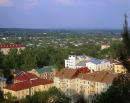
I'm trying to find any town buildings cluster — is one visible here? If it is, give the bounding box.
[0,43,25,55]
[0,54,128,102]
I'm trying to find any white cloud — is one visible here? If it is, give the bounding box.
[0,0,13,6]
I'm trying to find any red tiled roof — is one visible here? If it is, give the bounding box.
[5,78,53,91]
[78,67,90,74]
[15,72,38,82]
[0,44,25,48]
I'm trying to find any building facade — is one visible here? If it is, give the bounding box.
[86,58,112,72]
[113,61,127,74]
[65,55,91,69]
[0,77,6,91]
[28,66,56,80]
[4,78,53,99]
[54,68,117,103]
[0,44,25,55]
[4,72,53,99]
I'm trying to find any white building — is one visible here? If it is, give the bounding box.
[65,55,112,72]
[101,43,110,50]
[86,58,112,72]
[65,55,91,69]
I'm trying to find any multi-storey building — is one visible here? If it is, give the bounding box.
[4,72,53,99]
[112,61,127,74]
[0,44,25,55]
[54,68,90,96]
[86,58,112,72]
[75,71,117,103]
[54,68,117,103]
[65,55,91,69]
[65,55,112,72]
[54,69,78,96]
[28,66,56,80]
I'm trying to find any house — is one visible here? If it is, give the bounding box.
[4,72,53,99]
[28,66,56,80]
[0,44,25,55]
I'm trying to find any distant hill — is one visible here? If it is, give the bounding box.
[0,28,121,33]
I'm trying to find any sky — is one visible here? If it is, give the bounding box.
[0,0,130,29]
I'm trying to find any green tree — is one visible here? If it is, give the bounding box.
[95,75,130,103]
[19,87,70,103]
[20,48,37,70]
[95,14,130,103]
[121,14,130,72]
[3,93,17,103]
[3,49,18,69]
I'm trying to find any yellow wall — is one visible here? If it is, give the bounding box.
[0,81,6,91]
[114,64,127,74]
[4,83,53,100]
[0,47,25,55]
[54,76,110,103]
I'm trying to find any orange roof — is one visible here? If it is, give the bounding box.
[78,71,118,84]
[5,78,53,91]
[55,69,79,79]
[55,68,91,79]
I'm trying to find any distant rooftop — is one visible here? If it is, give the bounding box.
[0,44,25,49]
